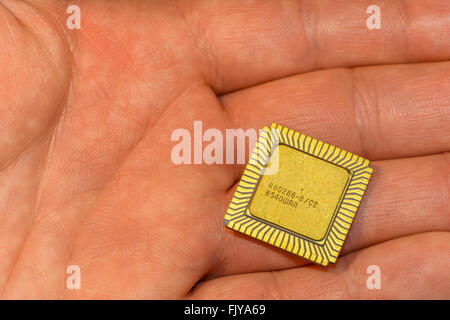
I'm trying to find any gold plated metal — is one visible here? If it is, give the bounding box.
[224,123,373,266]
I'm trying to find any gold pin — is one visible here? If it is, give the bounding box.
[224,123,373,266]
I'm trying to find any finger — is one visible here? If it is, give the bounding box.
[190,231,450,299]
[221,62,450,165]
[209,153,450,277]
[179,0,450,93]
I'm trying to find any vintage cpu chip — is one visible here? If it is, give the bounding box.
[224,123,373,266]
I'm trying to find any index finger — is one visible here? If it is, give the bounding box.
[179,0,450,93]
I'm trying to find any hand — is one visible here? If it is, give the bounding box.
[0,0,448,299]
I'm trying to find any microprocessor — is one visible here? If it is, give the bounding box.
[224,123,373,266]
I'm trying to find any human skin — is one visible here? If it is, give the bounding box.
[0,0,449,299]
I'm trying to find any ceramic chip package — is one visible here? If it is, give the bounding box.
[224,123,373,266]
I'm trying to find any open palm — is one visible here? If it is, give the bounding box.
[0,0,449,299]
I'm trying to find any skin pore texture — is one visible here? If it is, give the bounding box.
[0,0,449,299]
